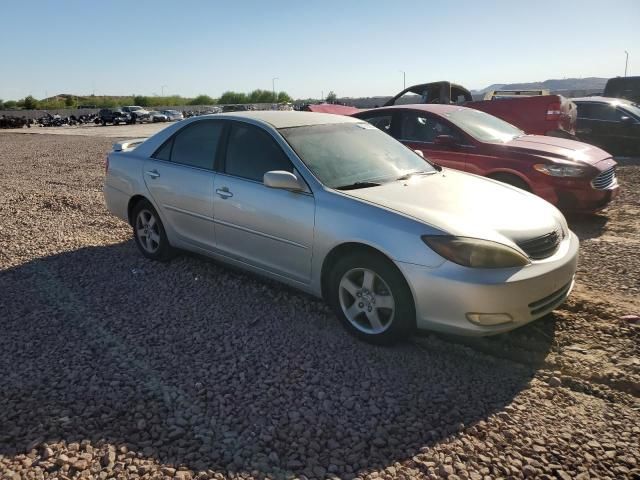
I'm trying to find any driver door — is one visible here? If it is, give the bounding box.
[213,122,315,283]
[396,111,469,172]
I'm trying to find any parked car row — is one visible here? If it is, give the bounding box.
[104,111,583,345]
[98,106,185,126]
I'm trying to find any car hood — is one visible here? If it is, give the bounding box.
[340,169,566,246]
[503,135,611,166]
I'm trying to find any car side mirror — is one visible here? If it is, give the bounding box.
[264,170,304,191]
[434,134,456,146]
[620,116,635,124]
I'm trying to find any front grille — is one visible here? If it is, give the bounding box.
[528,280,573,316]
[517,230,561,260]
[592,166,616,189]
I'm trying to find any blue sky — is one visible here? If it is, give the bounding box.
[1,0,638,100]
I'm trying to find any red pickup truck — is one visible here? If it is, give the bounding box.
[383,81,576,138]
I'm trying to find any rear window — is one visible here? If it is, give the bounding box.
[153,121,223,169]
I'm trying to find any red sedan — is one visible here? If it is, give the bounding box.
[353,105,618,212]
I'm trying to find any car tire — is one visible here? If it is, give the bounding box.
[327,251,415,345]
[131,200,174,261]
[101,119,106,126]
[488,173,531,192]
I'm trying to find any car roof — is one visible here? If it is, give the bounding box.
[208,110,362,128]
[571,96,634,104]
[359,104,470,115]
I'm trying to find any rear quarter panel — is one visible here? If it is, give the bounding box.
[104,150,148,222]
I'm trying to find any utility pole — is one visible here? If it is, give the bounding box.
[399,70,406,89]
[161,85,167,96]
[321,90,324,102]
[625,51,629,77]
[272,77,279,103]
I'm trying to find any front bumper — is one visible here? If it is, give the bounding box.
[396,231,579,336]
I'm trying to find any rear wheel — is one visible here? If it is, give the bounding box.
[328,251,415,344]
[132,200,174,261]
[488,173,531,192]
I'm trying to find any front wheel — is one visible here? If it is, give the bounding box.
[328,252,415,344]
[132,200,174,261]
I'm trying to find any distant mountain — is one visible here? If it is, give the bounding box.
[472,77,607,94]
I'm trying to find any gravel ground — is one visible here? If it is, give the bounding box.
[0,133,638,480]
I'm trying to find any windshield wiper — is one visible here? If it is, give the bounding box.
[395,170,437,181]
[335,181,382,190]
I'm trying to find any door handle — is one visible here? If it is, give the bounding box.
[216,187,233,199]
[145,169,160,179]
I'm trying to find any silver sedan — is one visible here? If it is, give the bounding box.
[104,111,578,343]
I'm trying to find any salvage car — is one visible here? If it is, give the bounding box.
[384,81,577,138]
[104,111,578,343]
[162,109,184,121]
[149,110,169,123]
[98,108,131,126]
[354,105,618,212]
[122,105,151,124]
[573,96,640,155]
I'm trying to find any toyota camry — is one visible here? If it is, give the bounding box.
[104,111,578,344]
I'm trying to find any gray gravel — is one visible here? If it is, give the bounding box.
[0,133,639,479]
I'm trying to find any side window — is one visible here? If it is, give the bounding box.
[361,114,393,134]
[225,124,292,182]
[399,112,461,143]
[154,138,173,161]
[157,121,223,169]
[576,103,592,119]
[588,104,622,122]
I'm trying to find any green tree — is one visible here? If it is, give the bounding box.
[277,91,292,103]
[218,91,247,104]
[326,91,337,103]
[190,94,216,105]
[23,95,38,109]
[3,100,17,109]
[133,95,151,107]
[65,96,75,107]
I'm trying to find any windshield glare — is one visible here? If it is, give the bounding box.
[621,103,640,119]
[279,123,435,188]
[444,108,524,143]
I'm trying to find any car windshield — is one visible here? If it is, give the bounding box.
[279,122,436,189]
[443,108,524,143]
[129,106,142,111]
[620,103,640,118]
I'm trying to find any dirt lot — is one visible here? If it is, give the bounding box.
[0,132,638,480]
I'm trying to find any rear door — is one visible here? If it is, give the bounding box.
[143,120,224,251]
[576,102,627,149]
[396,110,469,171]
[213,122,315,283]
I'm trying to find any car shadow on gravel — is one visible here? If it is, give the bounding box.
[0,241,555,477]
[567,213,608,240]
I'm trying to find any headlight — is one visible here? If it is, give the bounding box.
[422,236,530,268]
[534,163,589,177]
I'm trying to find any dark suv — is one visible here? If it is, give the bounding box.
[573,96,640,155]
[98,108,131,126]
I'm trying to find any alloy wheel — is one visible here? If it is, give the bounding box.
[338,268,395,334]
[136,209,161,254]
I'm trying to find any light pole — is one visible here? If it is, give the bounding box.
[625,51,629,77]
[161,85,167,97]
[399,70,406,89]
[272,77,279,103]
